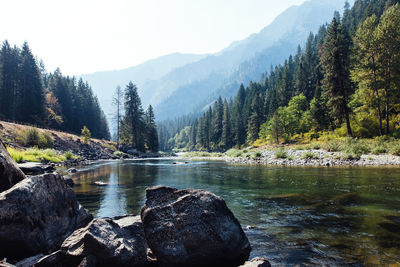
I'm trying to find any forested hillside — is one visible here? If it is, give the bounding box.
[159,0,400,152]
[80,0,348,123]
[0,41,110,139]
[154,0,349,120]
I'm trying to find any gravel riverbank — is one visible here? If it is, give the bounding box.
[183,149,400,167]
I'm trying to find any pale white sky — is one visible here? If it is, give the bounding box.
[1,0,307,75]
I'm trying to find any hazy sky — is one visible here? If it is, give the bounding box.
[1,0,307,75]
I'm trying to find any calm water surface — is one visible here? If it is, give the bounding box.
[72,159,400,266]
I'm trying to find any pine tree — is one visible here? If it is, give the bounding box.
[352,14,384,135]
[232,84,246,147]
[145,105,159,152]
[188,120,197,150]
[205,107,212,150]
[374,5,400,134]
[121,81,146,151]
[112,85,124,145]
[321,16,353,136]
[196,117,205,149]
[221,100,232,150]
[19,42,45,123]
[247,93,264,143]
[0,41,20,120]
[212,96,223,148]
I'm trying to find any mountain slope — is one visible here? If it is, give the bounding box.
[154,0,350,120]
[81,53,206,117]
[81,0,351,123]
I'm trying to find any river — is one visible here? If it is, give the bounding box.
[71,159,400,266]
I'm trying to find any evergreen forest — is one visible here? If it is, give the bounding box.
[158,0,400,152]
[0,41,110,139]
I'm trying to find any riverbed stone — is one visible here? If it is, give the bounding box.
[0,140,25,192]
[63,175,74,187]
[141,186,251,266]
[18,162,45,175]
[57,215,148,267]
[0,173,92,261]
[240,257,271,267]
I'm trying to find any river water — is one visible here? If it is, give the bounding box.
[72,159,400,266]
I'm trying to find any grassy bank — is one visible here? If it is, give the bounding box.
[6,147,77,164]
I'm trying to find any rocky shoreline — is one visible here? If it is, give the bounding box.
[0,141,269,267]
[184,149,400,167]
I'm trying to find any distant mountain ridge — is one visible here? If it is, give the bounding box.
[153,0,351,120]
[81,53,206,116]
[81,0,352,122]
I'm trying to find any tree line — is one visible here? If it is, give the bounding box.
[0,40,110,139]
[159,0,400,151]
[113,82,159,152]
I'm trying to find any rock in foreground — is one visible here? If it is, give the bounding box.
[0,173,92,261]
[0,141,25,192]
[141,186,251,266]
[54,215,149,267]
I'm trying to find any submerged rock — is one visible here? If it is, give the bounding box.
[141,186,251,266]
[0,173,92,261]
[0,140,25,192]
[67,168,77,174]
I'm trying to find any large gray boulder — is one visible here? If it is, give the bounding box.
[58,215,149,267]
[141,186,251,266]
[0,141,25,192]
[0,173,92,261]
[30,215,149,267]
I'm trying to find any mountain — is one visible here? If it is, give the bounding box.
[81,0,352,123]
[153,0,351,120]
[81,53,206,117]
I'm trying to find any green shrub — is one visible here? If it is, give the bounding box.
[17,128,54,148]
[275,148,287,159]
[6,147,66,163]
[24,147,65,163]
[341,152,360,160]
[182,151,216,157]
[390,143,400,156]
[81,126,91,144]
[225,149,243,158]
[7,147,24,163]
[301,152,319,159]
[312,143,321,150]
[114,151,125,157]
[243,152,252,158]
[342,138,369,159]
[64,150,75,160]
[370,143,387,155]
[321,138,343,152]
[38,132,54,148]
[251,151,262,159]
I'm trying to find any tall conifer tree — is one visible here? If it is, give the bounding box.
[321,16,353,136]
[121,81,145,151]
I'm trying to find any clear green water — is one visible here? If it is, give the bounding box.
[72,159,400,266]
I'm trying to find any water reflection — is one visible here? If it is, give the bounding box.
[73,160,400,266]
